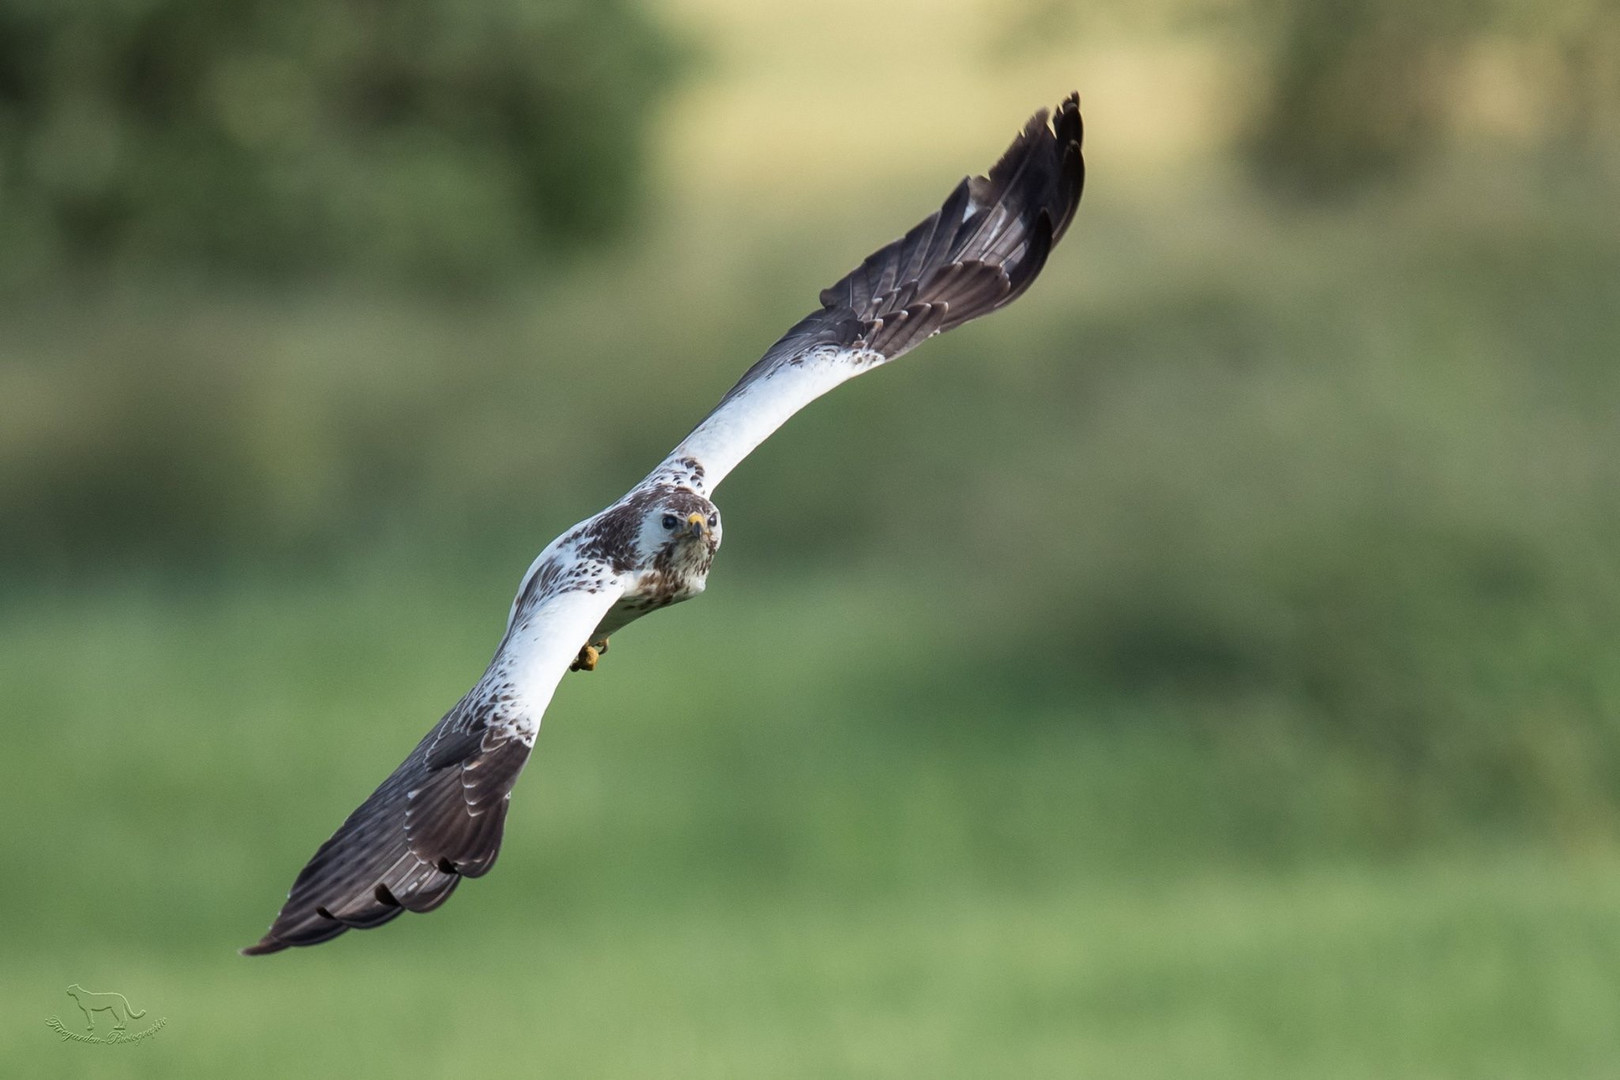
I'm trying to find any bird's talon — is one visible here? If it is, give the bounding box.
[570,644,600,672]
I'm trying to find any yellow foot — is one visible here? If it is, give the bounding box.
[569,640,610,673]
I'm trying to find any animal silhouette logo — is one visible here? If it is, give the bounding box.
[65,985,146,1031]
[46,984,166,1045]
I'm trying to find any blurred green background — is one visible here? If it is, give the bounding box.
[5,0,1620,1075]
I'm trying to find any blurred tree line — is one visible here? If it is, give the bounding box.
[1002,0,1620,195]
[1247,0,1620,194]
[0,0,682,283]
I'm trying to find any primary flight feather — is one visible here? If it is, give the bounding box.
[243,94,1085,955]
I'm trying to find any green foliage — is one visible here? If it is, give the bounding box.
[1243,0,1473,195]
[0,0,682,282]
[3,128,1619,1077]
[4,164,1619,840]
[1004,0,1620,197]
[7,5,1620,1070]
[1243,0,1620,196]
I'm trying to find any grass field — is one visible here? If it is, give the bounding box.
[8,164,1620,1078]
[8,170,1620,1078]
[7,573,1620,1078]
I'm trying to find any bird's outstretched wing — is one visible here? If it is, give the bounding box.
[647,94,1084,495]
[242,575,624,955]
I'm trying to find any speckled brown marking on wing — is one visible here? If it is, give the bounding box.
[644,455,708,493]
[576,499,645,574]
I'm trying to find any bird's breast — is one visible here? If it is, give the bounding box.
[593,565,708,639]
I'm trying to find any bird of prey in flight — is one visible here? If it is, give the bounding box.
[243,94,1085,955]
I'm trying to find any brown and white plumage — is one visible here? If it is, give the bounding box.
[242,95,1084,955]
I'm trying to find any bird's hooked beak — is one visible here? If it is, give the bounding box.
[686,512,710,540]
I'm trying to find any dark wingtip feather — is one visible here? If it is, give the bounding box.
[1049,93,1084,242]
[241,696,532,955]
[815,92,1084,358]
[696,94,1085,428]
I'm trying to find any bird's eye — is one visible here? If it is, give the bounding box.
[707,513,718,528]
[661,514,677,530]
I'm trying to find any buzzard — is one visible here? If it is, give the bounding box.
[243,94,1085,955]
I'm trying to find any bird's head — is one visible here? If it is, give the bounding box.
[637,490,721,563]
